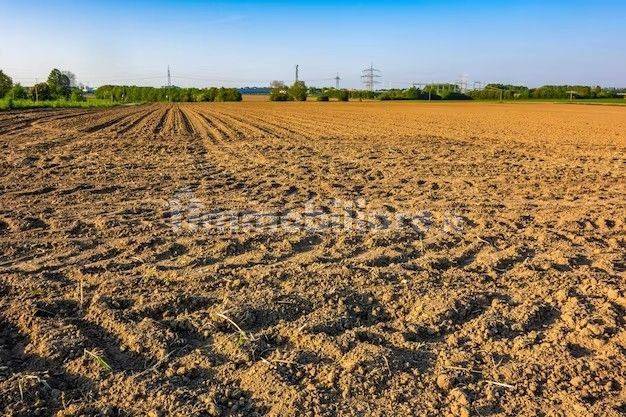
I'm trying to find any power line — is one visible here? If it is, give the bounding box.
[302,78,334,81]
[173,76,263,83]
[361,64,381,91]
[472,81,484,90]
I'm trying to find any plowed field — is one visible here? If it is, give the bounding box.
[1,102,625,417]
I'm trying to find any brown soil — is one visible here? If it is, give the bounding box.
[0,102,625,417]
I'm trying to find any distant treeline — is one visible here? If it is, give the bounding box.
[377,85,471,101]
[468,84,625,100]
[309,84,470,101]
[94,85,242,102]
[271,83,472,102]
[313,84,626,101]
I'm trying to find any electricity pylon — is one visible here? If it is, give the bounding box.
[361,64,381,91]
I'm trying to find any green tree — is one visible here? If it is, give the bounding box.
[269,81,290,101]
[7,84,28,99]
[62,70,78,87]
[289,81,307,101]
[200,87,218,102]
[0,70,13,98]
[47,68,71,99]
[94,85,240,103]
[29,83,51,101]
[215,87,242,102]
[404,86,420,100]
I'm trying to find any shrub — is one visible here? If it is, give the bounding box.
[269,91,290,101]
[336,89,349,101]
[317,94,329,102]
[70,88,86,102]
[379,89,408,100]
[350,90,377,100]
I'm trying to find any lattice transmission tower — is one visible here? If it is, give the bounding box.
[361,64,381,91]
[334,73,341,89]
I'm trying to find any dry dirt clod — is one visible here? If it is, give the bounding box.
[448,387,472,417]
[437,373,456,391]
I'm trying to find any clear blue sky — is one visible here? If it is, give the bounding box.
[2,0,625,88]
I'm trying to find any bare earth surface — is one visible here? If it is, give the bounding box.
[0,102,625,417]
